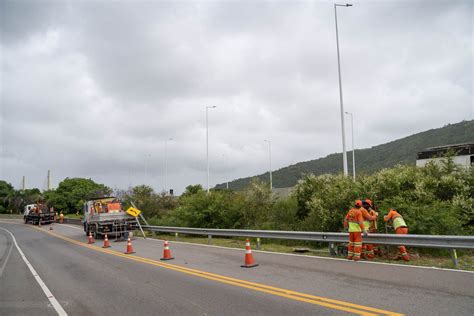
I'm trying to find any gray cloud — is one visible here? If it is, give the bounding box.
[1,0,472,193]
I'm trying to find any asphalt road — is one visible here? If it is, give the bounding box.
[0,220,473,316]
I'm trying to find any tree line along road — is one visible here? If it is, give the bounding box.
[0,220,473,315]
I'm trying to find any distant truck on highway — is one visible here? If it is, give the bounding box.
[23,203,55,225]
[82,197,138,239]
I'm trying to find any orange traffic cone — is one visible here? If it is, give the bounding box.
[103,234,111,248]
[124,237,135,254]
[160,240,174,260]
[241,239,258,268]
[88,232,95,244]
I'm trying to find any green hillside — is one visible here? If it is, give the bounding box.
[216,120,474,190]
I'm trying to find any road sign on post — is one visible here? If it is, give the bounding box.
[126,207,142,217]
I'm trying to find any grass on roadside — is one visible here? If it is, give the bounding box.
[136,231,474,271]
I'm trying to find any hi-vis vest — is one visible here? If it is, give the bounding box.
[347,209,362,233]
[393,216,407,229]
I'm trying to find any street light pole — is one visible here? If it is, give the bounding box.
[206,106,217,193]
[345,112,356,180]
[264,140,272,191]
[334,3,352,176]
[164,138,172,193]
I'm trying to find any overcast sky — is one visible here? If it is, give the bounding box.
[1,0,472,194]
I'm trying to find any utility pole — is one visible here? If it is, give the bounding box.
[22,176,26,191]
[334,3,352,176]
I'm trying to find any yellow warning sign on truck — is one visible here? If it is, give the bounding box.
[126,207,141,217]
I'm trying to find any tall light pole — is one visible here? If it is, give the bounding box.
[334,3,352,176]
[264,140,272,191]
[345,111,356,180]
[206,106,217,193]
[164,138,173,193]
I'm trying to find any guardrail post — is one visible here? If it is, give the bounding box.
[450,249,458,268]
[175,232,179,241]
[208,235,212,245]
[256,237,261,250]
[329,242,336,257]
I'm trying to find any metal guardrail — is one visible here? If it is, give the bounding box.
[141,225,474,249]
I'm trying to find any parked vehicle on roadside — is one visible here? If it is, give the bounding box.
[23,203,55,225]
[82,197,138,239]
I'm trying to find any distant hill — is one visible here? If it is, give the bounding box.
[215,120,474,190]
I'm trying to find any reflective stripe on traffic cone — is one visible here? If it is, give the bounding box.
[241,239,258,268]
[124,237,135,254]
[160,240,174,260]
[88,232,95,244]
[103,234,111,248]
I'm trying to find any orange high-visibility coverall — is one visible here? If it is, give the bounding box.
[344,208,366,261]
[361,208,377,259]
[384,209,409,261]
[368,209,381,255]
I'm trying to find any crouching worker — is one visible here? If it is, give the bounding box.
[384,209,410,261]
[344,200,368,261]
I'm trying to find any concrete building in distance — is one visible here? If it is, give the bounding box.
[416,143,474,169]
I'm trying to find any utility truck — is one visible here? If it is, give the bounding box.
[23,203,55,225]
[82,197,139,239]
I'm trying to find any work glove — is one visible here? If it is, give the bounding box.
[363,231,368,237]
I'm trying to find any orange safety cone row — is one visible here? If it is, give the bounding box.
[102,234,111,248]
[241,239,258,268]
[160,240,174,260]
[124,237,135,254]
[88,232,95,244]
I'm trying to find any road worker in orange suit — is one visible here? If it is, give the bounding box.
[344,200,368,261]
[360,199,378,260]
[384,209,410,261]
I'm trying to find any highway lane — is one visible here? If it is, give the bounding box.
[0,225,57,316]
[1,220,473,315]
[1,221,364,315]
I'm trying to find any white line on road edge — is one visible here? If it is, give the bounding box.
[0,227,68,316]
[143,236,474,274]
[53,223,474,274]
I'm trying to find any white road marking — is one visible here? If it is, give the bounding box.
[143,235,474,274]
[0,227,68,315]
[50,223,474,274]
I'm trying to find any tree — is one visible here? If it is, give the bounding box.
[45,178,111,214]
[0,180,15,213]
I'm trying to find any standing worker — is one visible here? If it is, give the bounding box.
[59,211,64,224]
[344,200,368,261]
[384,209,410,261]
[361,199,378,260]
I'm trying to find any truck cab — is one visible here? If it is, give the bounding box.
[24,203,55,225]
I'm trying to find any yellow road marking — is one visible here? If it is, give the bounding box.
[34,227,403,316]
